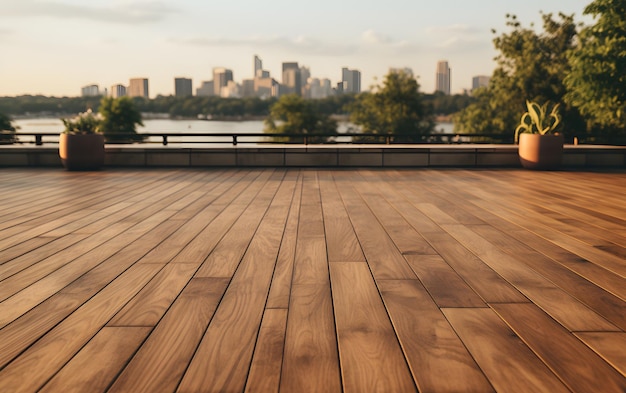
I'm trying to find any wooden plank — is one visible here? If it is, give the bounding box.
[39,327,151,393]
[379,279,494,392]
[574,332,626,377]
[318,171,365,262]
[493,303,626,392]
[405,254,486,307]
[0,210,175,327]
[443,223,619,332]
[471,224,626,330]
[266,173,302,309]
[176,190,292,393]
[424,231,528,303]
[0,218,184,368]
[334,174,415,280]
[108,262,199,326]
[330,263,417,392]
[245,309,288,393]
[0,263,163,392]
[442,307,570,393]
[279,283,342,393]
[350,172,437,255]
[194,170,285,277]
[108,278,229,393]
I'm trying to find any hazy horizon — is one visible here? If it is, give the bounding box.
[1,0,593,97]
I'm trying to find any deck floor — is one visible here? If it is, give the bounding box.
[0,168,624,392]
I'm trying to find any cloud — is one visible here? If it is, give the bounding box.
[170,34,358,57]
[2,0,178,24]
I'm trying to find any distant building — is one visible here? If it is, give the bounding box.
[341,67,361,94]
[282,62,301,96]
[255,77,279,98]
[110,84,126,98]
[254,55,263,78]
[241,79,256,98]
[435,61,451,95]
[306,77,333,99]
[213,68,233,96]
[196,81,214,97]
[472,75,491,91]
[128,78,149,98]
[81,84,100,97]
[175,77,193,97]
[221,80,240,98]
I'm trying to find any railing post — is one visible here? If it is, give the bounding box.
[304,135,308,145]
[163,135,168,146]
[35,135,43,146]
[386,135,391,144]
[233,135,238,146]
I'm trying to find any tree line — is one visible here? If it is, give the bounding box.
[455,0,626,141]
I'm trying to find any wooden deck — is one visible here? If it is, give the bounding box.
[0,168,624,392]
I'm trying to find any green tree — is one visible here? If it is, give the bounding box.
[455,13,581,137]
[565,0,626,135]
[0,112,18,144]
[264,94,337,143]
[349,70,434,142]
[98,96,144,143]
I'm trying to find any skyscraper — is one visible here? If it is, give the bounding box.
[436,61,451,95]
[472,75,490,91]
[128,78,149,98]
[81,84,100,97]
[341,67,361,94]
[175,77,193,97]
[110,84,126,98]
[213,68,233,96]
[282,62,301,96]
[254,55,263,77]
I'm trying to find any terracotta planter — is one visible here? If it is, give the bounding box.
[518,133,564,170]
[59,133,105,171]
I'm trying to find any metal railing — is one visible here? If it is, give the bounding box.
[2,132,625,146]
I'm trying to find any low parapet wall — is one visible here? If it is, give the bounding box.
[0,144,624,168]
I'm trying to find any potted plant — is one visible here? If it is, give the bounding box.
[59,109,105,170]
[515,100,564,170]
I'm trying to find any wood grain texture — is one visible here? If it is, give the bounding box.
[280,283,342,393]
[39,327,151,393]
[574,332,626,377]
[177,190,292,393]
[443,307,570,393]
[331,263,416,392]
[108,278,229,393]
[492,303,626,392]
[245,309,288,393]
[0,168,624,392]
[406,254,486,307]
[379,279,493,393]
[0,263,163,392]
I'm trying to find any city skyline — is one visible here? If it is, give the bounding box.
[0,0,593,97]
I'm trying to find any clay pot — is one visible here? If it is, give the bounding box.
[59,133,105,171]
[518,133,563,170]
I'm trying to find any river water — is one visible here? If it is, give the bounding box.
[13,118,455,144]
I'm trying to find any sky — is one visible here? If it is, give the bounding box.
[0,0,594,98]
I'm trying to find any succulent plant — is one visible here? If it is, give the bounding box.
[515,100,561,142]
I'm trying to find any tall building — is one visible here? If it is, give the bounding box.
[128,78,149,98]
[196,81,214,97]
[81,84,100,97]
[254,55,263,78]
[110,84,126,98]
[282,62,301,96]
[341,67,361,94]
[435,61,451,95]
[213,68,233,96]
[175,77,193,97]
[472,75,490,91]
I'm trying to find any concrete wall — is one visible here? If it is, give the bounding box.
[1,145,624,168]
